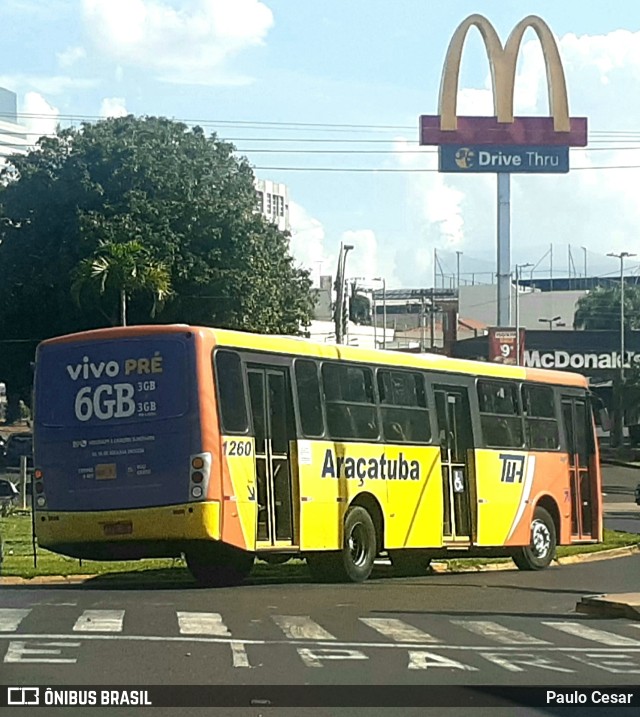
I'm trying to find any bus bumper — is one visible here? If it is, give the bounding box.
[36,501,221,558]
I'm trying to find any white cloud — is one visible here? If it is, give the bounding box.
[100,97,128,118]
[56,46,87,69]
[81,0,274,85]
[341,229,379,281]
[289,202,388,288]
[0,74,97,95]
[288,201,336,285]
[21,92,59,143]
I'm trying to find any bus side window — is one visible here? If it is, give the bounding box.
[213,350,249,433]
[477,379,523,449]
[377,369,431,444]
[322,363,379,441]
[522,384,560,450]
[294,359,324,437]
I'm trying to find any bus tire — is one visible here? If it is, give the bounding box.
[307,506,377,583]
[185,544,254,587]
[512,506,557,571]
[390,550,432,577]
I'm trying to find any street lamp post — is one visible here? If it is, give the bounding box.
[334,243,354,345]
[514,262,533,366]
[456,251,463,291]
[538,315,562,331]
[607,251,636,382]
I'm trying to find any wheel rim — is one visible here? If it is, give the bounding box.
[347,522,369,567]
[531,519,551,559]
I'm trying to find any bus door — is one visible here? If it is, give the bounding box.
[434,385,475,543]
[247,366,296,547]
[562,395,596,539]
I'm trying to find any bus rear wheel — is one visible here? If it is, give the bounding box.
[307,505,377,583]
[390,550,432,577]
[512,506,557,571]
[185,543,254,587]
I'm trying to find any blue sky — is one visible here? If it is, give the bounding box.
[2,0,640,290]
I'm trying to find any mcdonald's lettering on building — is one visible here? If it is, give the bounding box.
[439,145,570,174]
[420,14,587,148]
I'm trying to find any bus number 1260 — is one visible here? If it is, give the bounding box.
[223,440,253,457]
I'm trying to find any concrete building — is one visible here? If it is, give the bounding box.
[255,178,290,232]
[458,283,585,331]
[0,88,28,164]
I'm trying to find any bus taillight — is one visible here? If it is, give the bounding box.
[189,453,211,501]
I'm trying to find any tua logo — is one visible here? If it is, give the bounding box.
[499,454,526,484]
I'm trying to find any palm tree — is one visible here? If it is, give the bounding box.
[71,240,173,326]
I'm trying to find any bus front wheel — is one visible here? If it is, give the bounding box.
[512,506,557,571]
[307,505,377,583]
[185,544,254,587]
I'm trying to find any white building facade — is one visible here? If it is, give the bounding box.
[0,88,28,165]
[255,178,290,232]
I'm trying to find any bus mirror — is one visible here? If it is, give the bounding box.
[598,408,611,432]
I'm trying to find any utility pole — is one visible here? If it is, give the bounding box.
[430,289,436,350]
[607,251,636,382]
[373,277,387,349]
[334,243,354,345]
[456,250,463,290]
[607,251,636,447]
[514,263,533,366]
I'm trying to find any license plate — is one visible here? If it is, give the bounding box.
[102,521,133,536]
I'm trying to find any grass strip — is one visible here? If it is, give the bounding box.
[2,512,639,581]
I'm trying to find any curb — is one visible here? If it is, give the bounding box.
[2,544,639,585]
[576,593,640,620]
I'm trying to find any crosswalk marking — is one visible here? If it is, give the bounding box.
[542,621,640,646]
[177,612,231,636]
[360,618,440,643]
[0,608,31,632]
[73,610,125,633]
[272,615,336,641]
[451,620,550,645]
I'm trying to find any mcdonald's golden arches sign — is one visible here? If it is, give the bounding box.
[420,14,587,149]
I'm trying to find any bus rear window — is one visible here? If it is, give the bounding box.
[36,337,190,427]
[214,350,249,433]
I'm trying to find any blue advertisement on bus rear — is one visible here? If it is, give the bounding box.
[35,335,197,511]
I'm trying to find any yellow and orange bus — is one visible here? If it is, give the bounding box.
[33,324,602,586]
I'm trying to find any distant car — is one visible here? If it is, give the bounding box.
[2,432,33,470]
[635,483,640,506]
[0,478,18,498]
[0,478,18,515]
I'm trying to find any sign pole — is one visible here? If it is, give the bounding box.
[497,172,511,327]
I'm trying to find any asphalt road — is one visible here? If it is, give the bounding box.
[602,463,640,533]
[2,553,640,717]
[1,462,638,717]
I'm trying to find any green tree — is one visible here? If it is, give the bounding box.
[573,285,640,330]
[71,239,173,326]
[0,115,314,407]
[574,284,640,447]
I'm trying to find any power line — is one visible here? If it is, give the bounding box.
[7,110,640,137]
[252,164,640,172]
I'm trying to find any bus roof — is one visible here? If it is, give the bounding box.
[38,324,587,389]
